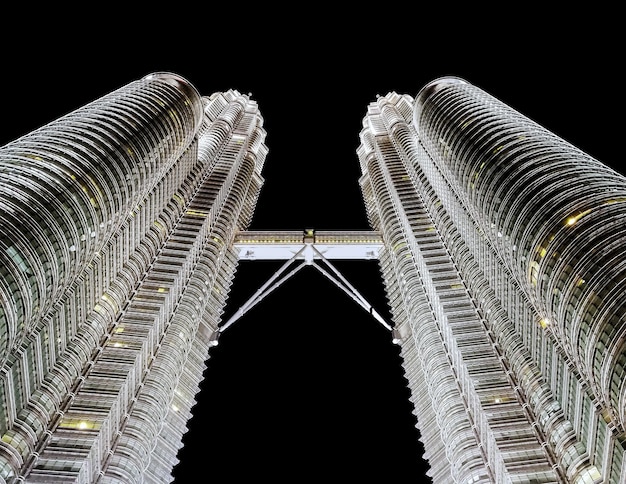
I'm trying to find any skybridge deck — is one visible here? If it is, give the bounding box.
[233,229,384,261]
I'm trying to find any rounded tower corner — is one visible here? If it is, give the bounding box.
[413,76,469,130]
[142,72,204,130]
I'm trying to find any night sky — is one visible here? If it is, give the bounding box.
[1,10,621,483]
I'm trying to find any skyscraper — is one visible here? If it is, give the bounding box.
[0,73,268,483]
[357,78,626,483]
[0,72,624,484]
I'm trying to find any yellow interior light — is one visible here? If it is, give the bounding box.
[565,209,592,226]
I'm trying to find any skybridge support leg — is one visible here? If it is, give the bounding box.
[219,246,307,333]
[310,245,393,331]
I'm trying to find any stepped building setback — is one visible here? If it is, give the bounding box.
[0,73,624,483]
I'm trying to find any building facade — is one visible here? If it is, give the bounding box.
[0,73,267,482]
[1,73,625,483]
[357,79,626,483]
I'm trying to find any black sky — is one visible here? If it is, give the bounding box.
[1,10,622,483]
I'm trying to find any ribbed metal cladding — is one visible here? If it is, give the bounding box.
[411,78,626,481]
[0,72,204,360]
[359,92,578,483]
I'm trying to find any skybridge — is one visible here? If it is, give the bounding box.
[216,229,396,338]
[233,229,384,262]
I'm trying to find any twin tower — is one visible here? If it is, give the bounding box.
[0,73,624,483]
